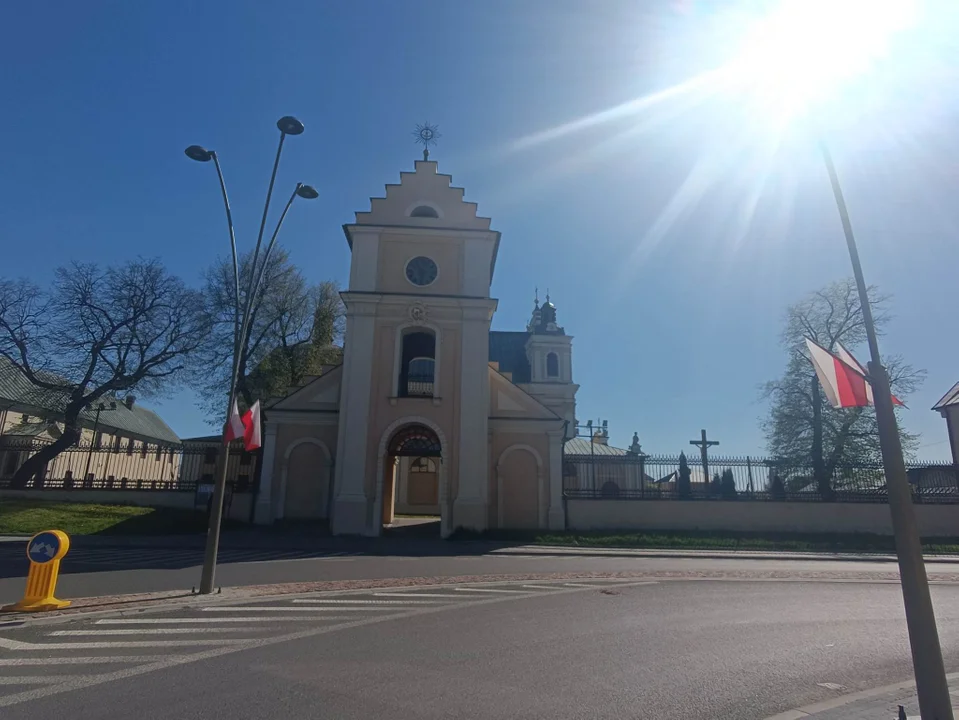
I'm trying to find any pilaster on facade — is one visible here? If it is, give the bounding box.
[547,429,566,530]
[254,423,279,525]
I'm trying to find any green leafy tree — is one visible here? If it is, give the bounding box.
[762,278,924,500]
[194,249,343,417]
[709,472,722,497]
[767,469,786,500]
[677,452,692,498]
[720,468,737,499]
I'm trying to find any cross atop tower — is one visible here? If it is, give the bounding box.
[413,122,441,161]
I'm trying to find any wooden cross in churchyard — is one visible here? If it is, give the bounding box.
[689,429,719,493]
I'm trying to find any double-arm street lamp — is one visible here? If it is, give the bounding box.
[819,143,952,719]
[185,116,318,595]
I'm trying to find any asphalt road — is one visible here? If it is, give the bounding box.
[2,577,958,719]
[5,539,959,604]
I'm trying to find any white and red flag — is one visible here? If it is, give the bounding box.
[223,400,245,444]
[804,338,903,409]
[241,401,262,452]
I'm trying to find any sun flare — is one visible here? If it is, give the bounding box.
[726,0,919,122]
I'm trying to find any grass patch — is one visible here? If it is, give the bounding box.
[451,527,959,555]
[0,499,235,536]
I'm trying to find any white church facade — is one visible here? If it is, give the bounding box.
[255,159,579,537]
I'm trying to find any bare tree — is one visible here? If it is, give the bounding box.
[762,278,924,499]
[194,249,343,417]
[0,259,207,486]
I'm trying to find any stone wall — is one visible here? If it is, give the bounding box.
[566,499,959,537]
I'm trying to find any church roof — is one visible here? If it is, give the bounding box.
[488,331,531,384]
[0,357,179,444]
[563,437,628,457]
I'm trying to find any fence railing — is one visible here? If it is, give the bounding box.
[0,440,259,494]
[563,452,959,504]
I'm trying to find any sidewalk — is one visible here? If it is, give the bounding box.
[766,673,959,719]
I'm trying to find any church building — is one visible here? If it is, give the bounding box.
[256,159,578,537]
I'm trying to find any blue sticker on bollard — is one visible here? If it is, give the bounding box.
[27,532,62,564]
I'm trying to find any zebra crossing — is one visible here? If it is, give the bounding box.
[0,578,655,708]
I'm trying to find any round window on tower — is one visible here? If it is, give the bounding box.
[405,256,438,287]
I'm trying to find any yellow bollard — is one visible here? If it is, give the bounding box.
[1,530,71,612]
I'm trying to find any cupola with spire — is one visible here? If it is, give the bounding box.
[529,289,564,335]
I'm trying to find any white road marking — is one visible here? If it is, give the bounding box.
[370,592,464,599]
[0,656,170,666]
[452,587,530,594]
[49,628,253,636]
[0,676,92,685]
[0,579,655,709]
[95,617,315,625]
[561,582,606,588]
[520,584,563,590]
[0,637,248,650]
[292,598,449,605]
[201,606,390,612]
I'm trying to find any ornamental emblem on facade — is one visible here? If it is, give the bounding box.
[408,303,429,323]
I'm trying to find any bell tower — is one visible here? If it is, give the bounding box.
[331,146,501,537]
[523,291,578,427]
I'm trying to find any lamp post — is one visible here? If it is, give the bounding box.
[186,116,318,595]
[82,401,117,483]
[820,143,953,720]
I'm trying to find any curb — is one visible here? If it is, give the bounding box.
[497,545,959,564]
[5,568,959,627]
[763,671,959,719]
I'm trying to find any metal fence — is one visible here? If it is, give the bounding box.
[563,452,959,504]
[0,440,259,494]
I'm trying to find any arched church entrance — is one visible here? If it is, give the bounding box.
[381,423,442,536]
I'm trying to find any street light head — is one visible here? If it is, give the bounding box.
[295,184,319,199]
[277,116,305,136]
[185,145,214,162]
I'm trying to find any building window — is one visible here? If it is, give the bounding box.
[204,446,218,464]
[239,451,252,466]
[410,457,436,473]
[410,205,439,218]
[94,432,104,450]
[114,435,122,451]
[155,445,163,461]
[546,352,559,378]
[168,448,175,464]
[399,330,436,397]
[140,442,149,458]
[126,438,135,455]
[20,414,29,424]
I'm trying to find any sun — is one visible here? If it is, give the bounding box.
[726,0,919,123]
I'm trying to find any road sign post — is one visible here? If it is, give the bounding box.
[1,530,71,612]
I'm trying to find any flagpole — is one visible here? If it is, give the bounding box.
[821,143,953,720]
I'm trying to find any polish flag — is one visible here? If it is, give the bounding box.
[804,338,903,409]
[223,400,245,444]
[241,401,262,452]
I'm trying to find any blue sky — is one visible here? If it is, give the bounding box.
[2,1,957,460]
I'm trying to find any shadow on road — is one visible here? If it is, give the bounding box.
[0,517,534,579]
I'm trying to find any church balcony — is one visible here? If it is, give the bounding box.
[403,376,434,398]
[390,375,440,406]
